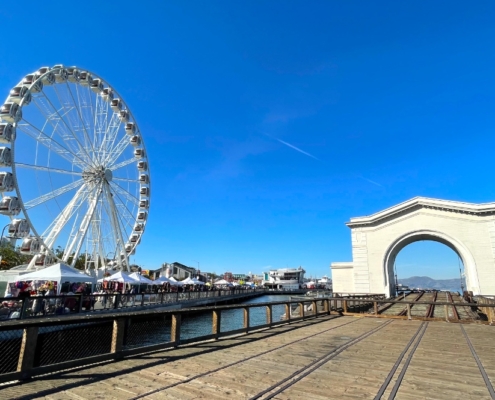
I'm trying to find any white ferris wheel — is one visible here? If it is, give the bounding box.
[0,65,150,273]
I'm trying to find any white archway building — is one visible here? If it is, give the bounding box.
[331,197,495,297]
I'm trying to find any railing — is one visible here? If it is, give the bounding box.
[476,296,495,323]
[0,297,332,383]
[0,288,267,320]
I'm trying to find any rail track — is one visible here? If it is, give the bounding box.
[374,291,480,321]
[125,317,397,400]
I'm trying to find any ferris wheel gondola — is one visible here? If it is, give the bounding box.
[0,65,151,272]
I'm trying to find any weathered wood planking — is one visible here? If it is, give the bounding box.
[0,316,494,400]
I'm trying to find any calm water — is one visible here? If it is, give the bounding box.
[125,294,292,348]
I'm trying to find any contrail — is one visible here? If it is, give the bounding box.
[264,133,321,161]
[358,175,383,187]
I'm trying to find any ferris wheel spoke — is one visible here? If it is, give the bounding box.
[41,184,90,250]
[109,181,139,208]
[108,184,137,231]
[62,185,103,266]
[112,177,137,183]
[30,94,92,165]
[35,90,96,168]
[104,134,131,167]
[64,81,98,162]
[17,120,89,170]
[102,113,122,160]
[103,184,128,269]
[15,163,82,176]
[109,157,137,171]
[24,179,85,210]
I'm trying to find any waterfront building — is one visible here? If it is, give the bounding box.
[262,267,305,290]
[151,262,197,280]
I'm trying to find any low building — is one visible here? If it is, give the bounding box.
[262,267,305,290]
[150,262,197,281]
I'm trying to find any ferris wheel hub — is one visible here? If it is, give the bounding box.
[81,167,113,183]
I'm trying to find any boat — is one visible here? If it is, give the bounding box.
[318,276,332,290]
[262,267,305,290]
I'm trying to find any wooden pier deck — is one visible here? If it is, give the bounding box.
[1,315,494,399]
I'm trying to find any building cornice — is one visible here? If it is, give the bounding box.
[347,197,495,228]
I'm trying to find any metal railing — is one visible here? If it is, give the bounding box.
[0,288,267,320]
[0,297,331,383]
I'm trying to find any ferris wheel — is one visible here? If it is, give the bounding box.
[0,65,150,272]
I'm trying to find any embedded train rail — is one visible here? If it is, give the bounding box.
[337,292,485,323]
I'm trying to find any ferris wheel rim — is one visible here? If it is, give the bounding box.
[2,65,151,269]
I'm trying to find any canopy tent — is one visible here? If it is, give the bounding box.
[214,279,232,286]
[169,277,183,286]
[101,271,140,284]
[154,276,179,286]
[12,263,96,294]
[129,272,156,285]
[182,277,205,285]
[231,282,240,286]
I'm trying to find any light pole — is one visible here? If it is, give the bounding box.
[0,223,11,248]
[193,260,199,277]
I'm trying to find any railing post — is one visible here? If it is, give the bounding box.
[17,326,38,380]
[374,301,378,316]
[299,302,305,319]
[111,318,126,358]
[444,305,449,322]
[141,293,145,307]
[160,292,164,304]
[406,303,411,320]
[343,300,348,313]
[312,300,317,316]
[212,309,221,340]
[285,303,291,323]
[266,305,273,327]
[171,313,181,346]
[324,299,330,315]
[243,307,250,333]
[114,294,120,309]
[78,294,84,313]
[19,299,29,320]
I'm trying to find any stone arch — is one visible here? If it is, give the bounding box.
[382,230,480,297]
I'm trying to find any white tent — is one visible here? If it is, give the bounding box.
[103,271,140,284]
[214,279,232,286]
[154,276,178,286]
[12,263,95,294]
[169,277,183,286]
[129,272,156,285]
[183,277,204,285]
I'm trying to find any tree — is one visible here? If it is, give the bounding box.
[0,245,32,270]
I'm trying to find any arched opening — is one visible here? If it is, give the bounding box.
[383,230,480,297]
[393,241,465,295]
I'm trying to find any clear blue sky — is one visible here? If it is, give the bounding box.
[1,2,494,279]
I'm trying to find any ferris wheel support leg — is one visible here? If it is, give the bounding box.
[63,187,102,267]
[103,184,129,271]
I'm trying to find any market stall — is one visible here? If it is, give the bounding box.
[6,263,96,296]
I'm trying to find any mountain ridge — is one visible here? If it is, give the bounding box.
[398,276,465,292]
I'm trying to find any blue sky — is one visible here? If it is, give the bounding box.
[1,2,495,279]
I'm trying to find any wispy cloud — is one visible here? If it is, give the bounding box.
[357,175,383,187]
[264,133,321,161]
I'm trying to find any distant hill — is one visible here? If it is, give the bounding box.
[398,276,465,292]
